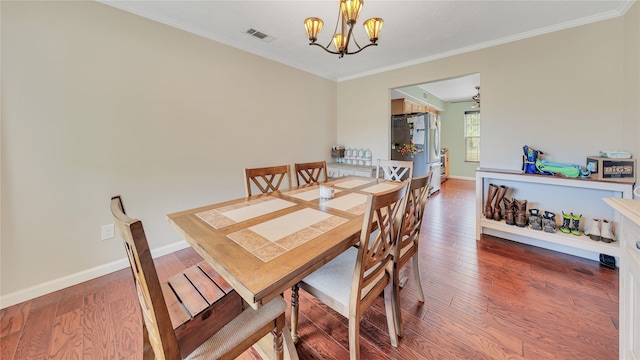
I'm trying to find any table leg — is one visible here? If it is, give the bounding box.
[290,284,300,344]
[254,324,299,360]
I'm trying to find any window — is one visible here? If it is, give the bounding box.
[464,110,480,162]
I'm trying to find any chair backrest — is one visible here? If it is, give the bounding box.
[294,161,328,186]
[110,196,181,360]
[354,182,408,309]
[244,165,291,196]
[397,172,432,264]
[376,160,414,181]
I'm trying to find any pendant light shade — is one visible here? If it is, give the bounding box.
[340,0,363,24]
[333,34,346,52]
[304,17,324,42]
[363,17,383,42]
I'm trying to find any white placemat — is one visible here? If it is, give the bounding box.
[333,178,373,189]
[249,208,331,241]
[222,198,296,222]
[322,193,368,212]
[196,197,297,228]
[361,182,401,194]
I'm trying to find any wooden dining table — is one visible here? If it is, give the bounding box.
[166,176,402,358]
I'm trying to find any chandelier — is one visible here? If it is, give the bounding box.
[472,86,480,108]
[304,0,383,58]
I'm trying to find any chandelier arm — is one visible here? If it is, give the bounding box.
[328,5,342,49]
[348,25,364,50]
[323,38,334,50]
[343,23,355,52]
[309,42,341,55]
[351,36,362,50]
[344,42,378,55]
[333,5,342,34]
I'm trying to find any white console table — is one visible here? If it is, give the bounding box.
[603,198,640,358]
[476,168,633,264]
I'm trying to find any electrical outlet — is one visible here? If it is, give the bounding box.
[101,224,115,240]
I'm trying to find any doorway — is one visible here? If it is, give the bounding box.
[390,73,480,180]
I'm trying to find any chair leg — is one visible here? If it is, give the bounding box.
[142,323,155,360]
[272,313,285,360]
[392,266,404,339]
[290,284,300,344]
[348,315,361,360]
[282,324,299,360]
[412,254,425,303]
[384,281,400,346]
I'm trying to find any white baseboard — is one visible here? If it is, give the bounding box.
[0,241,190,309]
[446,175,475,181]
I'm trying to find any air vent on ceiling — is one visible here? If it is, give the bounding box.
[246,28,266,39]
[423,93,428,100]
[245,28,276,43]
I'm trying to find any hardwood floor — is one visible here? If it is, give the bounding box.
[1,179,619,359]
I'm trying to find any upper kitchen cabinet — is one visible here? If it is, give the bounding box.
[391,98,439,115]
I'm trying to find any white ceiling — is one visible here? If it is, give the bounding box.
[100,0,634,102]
[418,73,481,103]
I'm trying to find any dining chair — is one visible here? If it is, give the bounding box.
[110,195,287,360]
[290,182,408,360]
[294,160,328,186]
[376,159,414,181]
[394,171,432,337]
[244,165,292,196]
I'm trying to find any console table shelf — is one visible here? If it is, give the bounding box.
[327,163,377,178]
[479,218,621,257]
[476,168,633,263]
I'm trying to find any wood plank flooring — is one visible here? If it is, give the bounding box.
[1,179,619,359]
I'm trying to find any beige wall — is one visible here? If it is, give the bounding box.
[1,1,336,303]
[2,1,638,306]
[338,17,629,171]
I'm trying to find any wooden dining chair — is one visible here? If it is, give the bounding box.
[290,182,408,360]
[110,196,287,360]
[376,159,414,181]
[244,165,292,196]
[394,171,432,337]
[294,161,328,186]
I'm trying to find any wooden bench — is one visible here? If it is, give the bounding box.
[164,260,243,356]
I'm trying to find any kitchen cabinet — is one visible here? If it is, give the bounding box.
[327,163,377,178]
[476,168,633,263]
[603,198,640,360]
[391,98,439,115]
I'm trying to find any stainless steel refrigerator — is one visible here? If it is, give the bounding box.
[390,113,442,194]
